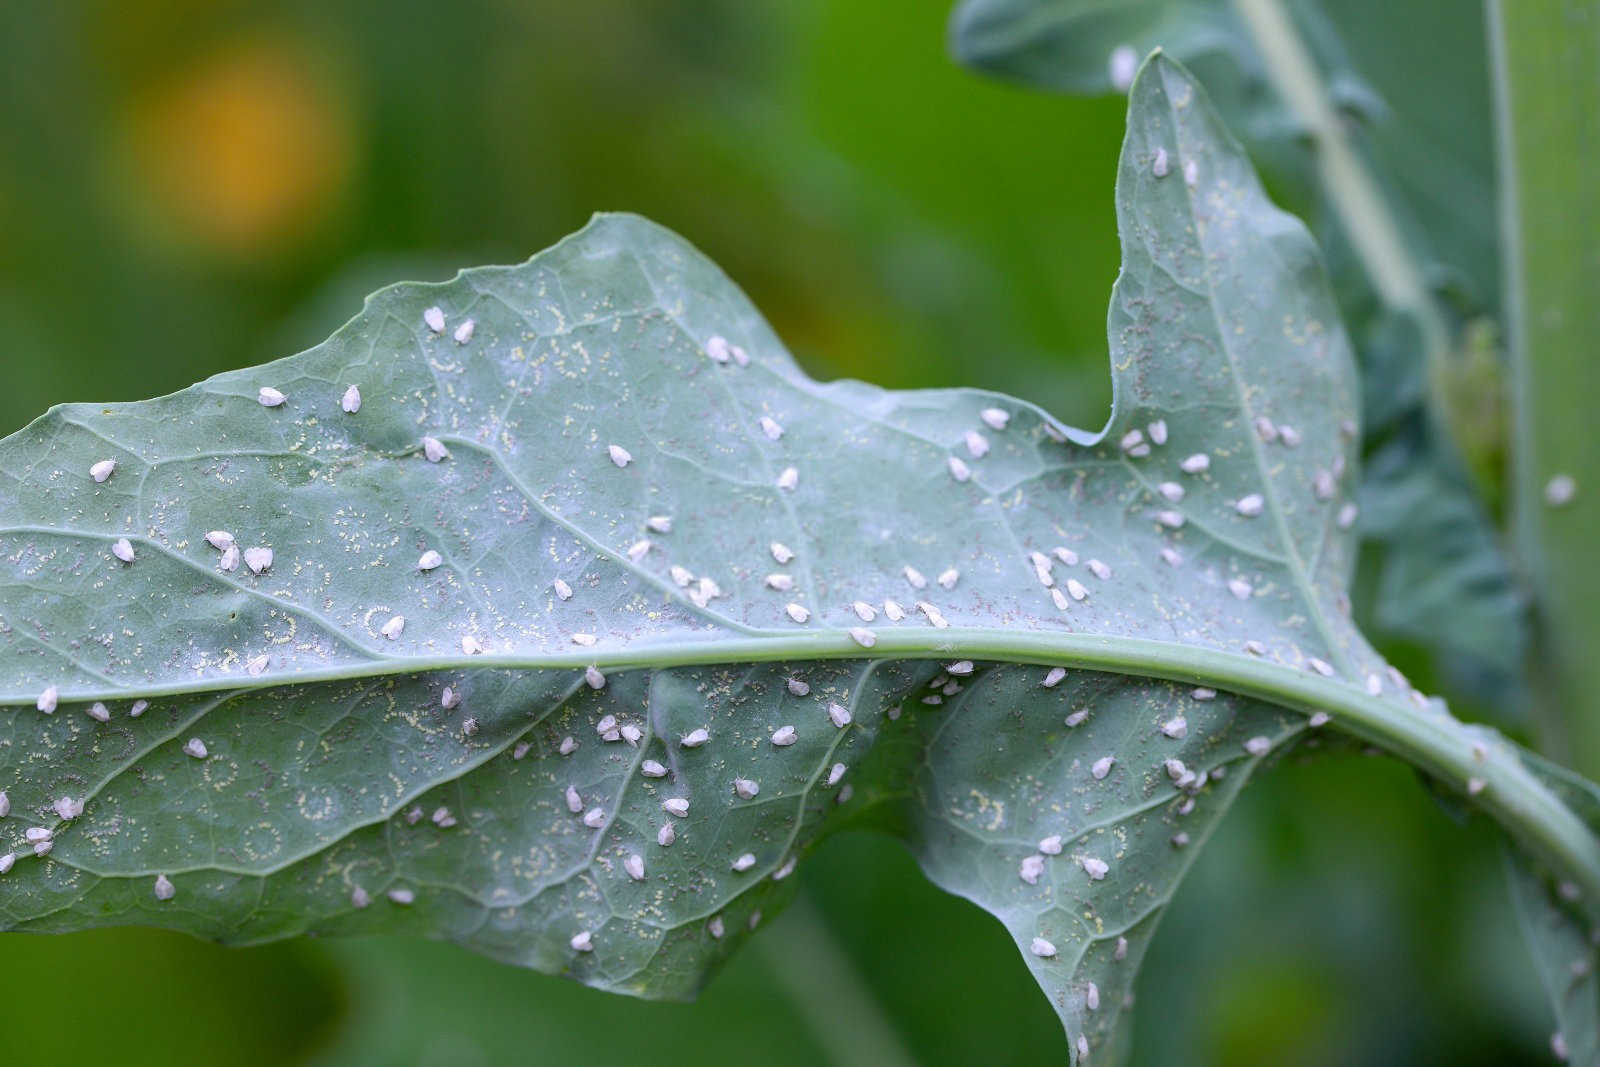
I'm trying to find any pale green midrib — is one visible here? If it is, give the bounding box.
[8,624,1598,907]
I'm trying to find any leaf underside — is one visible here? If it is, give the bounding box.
[0,55,1575,1064]
[948,0,1527,703]
[1505,751,1600,1065]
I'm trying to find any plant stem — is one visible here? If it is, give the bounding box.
[1488,0,1600,776]
[752,895,919,1067]
[21,625,1600,914]
[1231,0,1451,381]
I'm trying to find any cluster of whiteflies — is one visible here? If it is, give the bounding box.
[14,291,1441,1067]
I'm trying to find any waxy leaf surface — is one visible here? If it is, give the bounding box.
[948,0,1526,703]
[0,56,1585,1063]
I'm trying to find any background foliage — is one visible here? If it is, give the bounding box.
[0,1,1561,1063]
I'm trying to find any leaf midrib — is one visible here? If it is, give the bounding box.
[14,622,1592,905]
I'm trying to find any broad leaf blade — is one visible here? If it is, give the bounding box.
[948,0,1527,705]
[902,669,1301,1060]
[1505,750,1600,1065]
[1507,862,1599,1066]
[0,54,1590,1065]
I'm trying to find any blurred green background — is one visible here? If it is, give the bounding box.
[0,1,1553,1063]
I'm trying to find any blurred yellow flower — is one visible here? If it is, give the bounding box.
[116,34,356,260]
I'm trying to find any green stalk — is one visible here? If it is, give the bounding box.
[752,896,919,1067]
[1488,0,1600,774]
[1231,0,1452,390]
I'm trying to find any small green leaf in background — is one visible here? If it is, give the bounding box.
[1,52,1595,1066]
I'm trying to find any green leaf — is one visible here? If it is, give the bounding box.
[0,55,1593,1063]
[1508,863,1599,1065]
[1360,422,1526,695]
[948,0,1528,706]
[1504,750,1600,1065]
